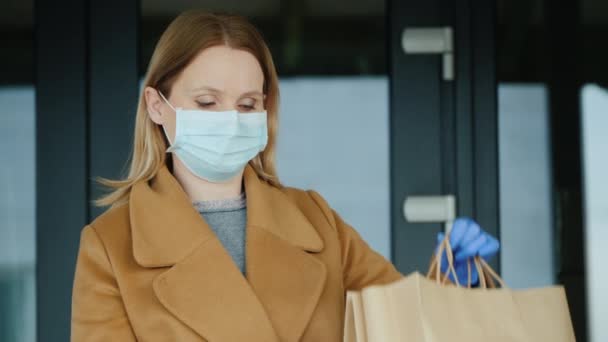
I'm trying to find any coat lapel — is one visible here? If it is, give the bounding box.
[129,164,327,341]
[152,236,280,341]
[244,166,327,342]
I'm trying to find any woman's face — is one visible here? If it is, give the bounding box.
[145,45,266,143]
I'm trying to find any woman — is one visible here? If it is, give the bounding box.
[71,10,499,342]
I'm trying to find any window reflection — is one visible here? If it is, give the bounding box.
[0,86,36,341]
[277,77,390,258]
[498,84,554,289]
[1,3,36,341]
[581,84,608,342]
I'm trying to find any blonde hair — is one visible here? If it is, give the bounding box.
[96,10,281,207]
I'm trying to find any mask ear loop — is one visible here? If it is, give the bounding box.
[157,90,176,111]
[156,89,176,149]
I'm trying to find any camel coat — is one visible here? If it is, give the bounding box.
[71,165,405,341]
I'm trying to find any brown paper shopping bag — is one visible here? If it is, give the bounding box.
[343,238,576,342]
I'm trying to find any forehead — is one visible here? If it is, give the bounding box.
[180,45,265,94]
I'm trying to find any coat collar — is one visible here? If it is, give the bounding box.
[129,164,324,267]
[129,164,327,341]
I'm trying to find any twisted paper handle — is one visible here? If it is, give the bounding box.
[427,234,507,289]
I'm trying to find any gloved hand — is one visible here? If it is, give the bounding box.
[435,217,500,286]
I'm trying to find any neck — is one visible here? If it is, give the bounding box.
[171,156,244,202]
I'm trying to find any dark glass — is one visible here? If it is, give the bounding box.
[140,0,387,77]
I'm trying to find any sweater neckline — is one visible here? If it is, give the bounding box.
[192,192,247,213]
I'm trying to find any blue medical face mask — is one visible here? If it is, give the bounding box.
[158,91,268,183]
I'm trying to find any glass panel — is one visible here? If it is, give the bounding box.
[0,1,36,341]
[496,2,557,290]
[277,77,390,258]
[0,88,37,342]
[581,2,608,342]
[498,84,554,288]
[140,0,390,257]
[581,84,608,342]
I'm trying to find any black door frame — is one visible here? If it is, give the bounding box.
[388,0,499,274]
[35,0,138,340]
[35,1,88,340]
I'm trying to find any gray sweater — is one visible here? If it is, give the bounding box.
[193,193,247,275]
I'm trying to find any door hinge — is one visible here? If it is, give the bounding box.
[403,195,456,234]
[401,27,454,81]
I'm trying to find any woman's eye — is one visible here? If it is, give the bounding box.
[197,102,215,107]
[239,104,255,111]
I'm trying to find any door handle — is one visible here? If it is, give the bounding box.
[403,195,456,234]
[401,27,454,81]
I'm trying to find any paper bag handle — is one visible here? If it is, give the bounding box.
[428,235,507,289]
[473,256,507,289]
[427,236,462,287]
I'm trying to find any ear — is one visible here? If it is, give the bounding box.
[144,86,164,125]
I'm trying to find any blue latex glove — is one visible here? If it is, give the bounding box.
[435,217,500,286]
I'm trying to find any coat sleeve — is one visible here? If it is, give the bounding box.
[71,225,137,341]
[307,190,405,291]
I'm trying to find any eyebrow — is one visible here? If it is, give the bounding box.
[190,86,264,98]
